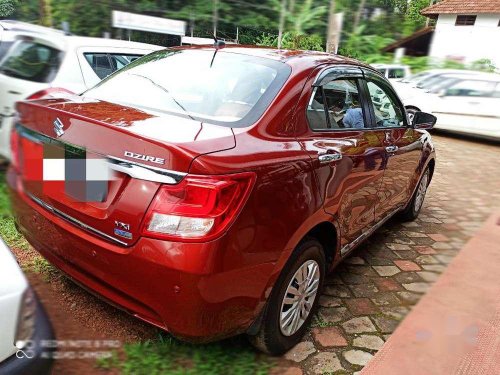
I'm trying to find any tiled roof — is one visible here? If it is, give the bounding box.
[421,0,500,16]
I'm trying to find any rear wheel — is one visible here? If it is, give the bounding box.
[400,168,430,221]
[248,239,325,355]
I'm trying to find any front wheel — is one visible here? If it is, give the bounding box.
[247,239,325,355]
[400,168,430,221]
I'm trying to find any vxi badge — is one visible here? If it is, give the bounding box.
[124,151,165,165]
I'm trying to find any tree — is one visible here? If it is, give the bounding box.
[0,0,18,18]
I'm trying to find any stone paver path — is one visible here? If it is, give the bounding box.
[274,135,500,374]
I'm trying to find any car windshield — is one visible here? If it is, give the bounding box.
[417,75,447,89]
[84,49,291,127]
[401,72,429,83]
[0,40,62,82]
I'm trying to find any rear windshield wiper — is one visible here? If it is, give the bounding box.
[127,73,196,121]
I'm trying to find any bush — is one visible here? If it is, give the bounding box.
[470,58,496,73]
[256,31,324,51]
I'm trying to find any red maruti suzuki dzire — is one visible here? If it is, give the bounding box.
[8,46,436,354]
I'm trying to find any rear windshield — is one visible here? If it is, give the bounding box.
[0,40,62,83]
[84,49,291,127]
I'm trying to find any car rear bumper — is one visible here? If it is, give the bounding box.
[0,296,55,375]
[7,168,272,342]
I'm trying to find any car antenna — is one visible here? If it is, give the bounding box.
[210,35,225,68]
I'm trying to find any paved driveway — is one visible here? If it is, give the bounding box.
[276,135,500,374]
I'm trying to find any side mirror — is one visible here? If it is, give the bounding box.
[413,111,437,129]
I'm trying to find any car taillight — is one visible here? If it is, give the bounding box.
[10,125,20,169]
[142,172,256,242]
[26,87,74,101]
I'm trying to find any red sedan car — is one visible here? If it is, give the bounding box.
[8,46,436,354]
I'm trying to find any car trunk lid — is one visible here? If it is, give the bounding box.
[14,97,236,246]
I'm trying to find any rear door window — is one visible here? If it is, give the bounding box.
[84,53,113,79]
[388,68,405,79]
[0,40,62,82]
[84,53,144,80]
[0,41,13,61]
[444,80,496,97]
[109,54,142,70]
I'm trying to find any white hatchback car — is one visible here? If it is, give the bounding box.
[371,64,411,81]
[0,28,163,159]
[432,75,500,141]
[0,20,67,61]
[0,239,54,374]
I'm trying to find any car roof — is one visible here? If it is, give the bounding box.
[371,64,409,69]
[0,20,66,35]
[169,45,375,71]
[4,30,164,52]
[451,72,500,82]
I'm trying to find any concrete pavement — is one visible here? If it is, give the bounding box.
[275,135,500,374]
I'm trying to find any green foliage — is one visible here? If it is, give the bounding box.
[0,171,29,250]
[400,56,431,73]
[339,25,394,60]
[98,334,274,375]
[257,31,324,51]
[470,59,496,73]
[0,0,17,18]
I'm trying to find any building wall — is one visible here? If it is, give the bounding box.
[429,13,500,68]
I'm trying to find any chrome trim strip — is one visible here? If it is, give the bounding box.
[27,193,129,246]
[15,123,186,184]
[340,207,401,257]
[107,156,185,184]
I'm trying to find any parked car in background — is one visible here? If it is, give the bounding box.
[0,239,54,375]
[432,74,500,141]
[0,20,66,61]
[371,64,411,81]
[0,28,163,160]
[395,69,475,88]
[8,46,436,354]
[392,70,488,123]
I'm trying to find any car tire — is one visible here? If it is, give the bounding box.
[247,238,325,355]
[400,168,430,221]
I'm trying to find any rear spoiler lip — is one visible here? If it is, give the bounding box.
[15,123,187,185]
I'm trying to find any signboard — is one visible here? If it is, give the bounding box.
[181,36,236,45]
[112,11,186,36]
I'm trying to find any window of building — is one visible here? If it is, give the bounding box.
[455,15,476,26]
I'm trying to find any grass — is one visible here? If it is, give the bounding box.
[0,171,30,251]
[0,170,275,374]
[0,170,58,278]
[98,334,274,375]
[310,313,337,328]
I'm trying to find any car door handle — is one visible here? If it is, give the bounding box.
[318,152,342,164]
[385,145,399,153]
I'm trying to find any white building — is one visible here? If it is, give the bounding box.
[421,0,500,68]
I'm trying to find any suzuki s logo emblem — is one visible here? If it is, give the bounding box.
[53,118,64,137]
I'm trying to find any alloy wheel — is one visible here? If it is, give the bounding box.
[414,170,429,213]
[279,259,320,336]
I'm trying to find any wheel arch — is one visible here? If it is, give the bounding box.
[247,217,340,335]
